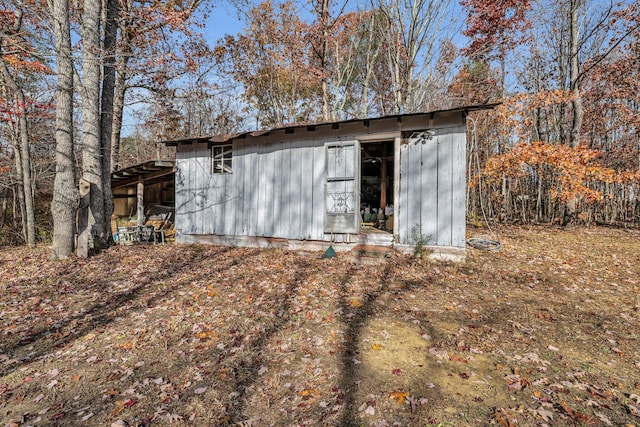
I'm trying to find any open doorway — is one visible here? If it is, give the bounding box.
[360,140,395,234]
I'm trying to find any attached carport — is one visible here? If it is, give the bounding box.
[111,160,175,226]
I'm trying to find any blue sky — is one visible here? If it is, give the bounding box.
[121,2,246,137]
[203,2,246,45]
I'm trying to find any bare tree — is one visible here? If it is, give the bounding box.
[80,0,105,250]
[0,5,37,247]
[372,0,456,114]
[49,0,77,260]
[99,0,118,241]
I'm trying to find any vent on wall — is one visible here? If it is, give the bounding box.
[401,129,435,144]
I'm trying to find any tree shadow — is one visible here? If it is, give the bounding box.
[0,245,249,378]
[336,259,399,426]
[205,256,313,425]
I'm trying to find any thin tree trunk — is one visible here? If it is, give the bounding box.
[111,42,131,172]
[569,0,583,148]
[0,9,36,247]
[0,83,27,242]
[81,0,104,249]
[50,0,78,260]
[15,85,35,247]
[320,0,330,121]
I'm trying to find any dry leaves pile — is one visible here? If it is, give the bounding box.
[1,225,639,426]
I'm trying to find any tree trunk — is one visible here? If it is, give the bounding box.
[50,0,78,260]
[111,41,131,172]
[100,0,119,241]
[569,0,583,148]
[81,0,105,247]
[0,65,36,248]
[0,9,36,248]
[320,0,330,121]
[15,84,35,247]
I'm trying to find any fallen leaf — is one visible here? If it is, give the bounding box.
[389,391,409,404]
[595,411,613,426]
[611,347,624,356]
[449,353,468,363]
[123,399,137,407]
[349,298,362,308]
[298,389,319,398]
[80,413,94,421]
[492,408,516,427]
[529,406,554,422]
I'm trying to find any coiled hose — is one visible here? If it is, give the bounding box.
[466,237,502,251]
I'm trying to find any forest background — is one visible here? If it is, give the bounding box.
[0,0,639,257]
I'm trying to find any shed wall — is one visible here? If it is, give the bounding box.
[397,124,466,247]
[176,136,344,241]
[175,112,467,249]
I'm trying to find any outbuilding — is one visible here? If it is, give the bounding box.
[165,105,496,260]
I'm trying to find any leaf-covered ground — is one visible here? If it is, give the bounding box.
[1,226,639,426]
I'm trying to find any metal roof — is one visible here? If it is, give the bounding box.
[111,160,175,189]
[162,103,500,147]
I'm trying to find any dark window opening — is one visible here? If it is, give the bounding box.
[212,145,232,174]
[360,140,394,233]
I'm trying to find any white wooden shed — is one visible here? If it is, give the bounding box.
[165,105,496,260]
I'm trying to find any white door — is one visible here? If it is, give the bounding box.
[324,141,359,233]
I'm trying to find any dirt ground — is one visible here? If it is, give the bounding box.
[1,225,639,426]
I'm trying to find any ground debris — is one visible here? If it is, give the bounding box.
[0,226,639,425]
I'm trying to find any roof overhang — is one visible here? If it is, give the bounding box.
[162,103,500,147]
[111,160,175,189]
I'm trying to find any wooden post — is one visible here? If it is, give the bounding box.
[137,176,144,227]
[380,145,387,210]
[77,178,90,258]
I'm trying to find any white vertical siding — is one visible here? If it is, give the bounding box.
[272,142,285,238]
[436,131,453,246]
[420,136,439,245]
[288,144,303,239]
[398,124,466,248]
[451,127,466,247]
[174,113,467,248]
[232,142,245,235]
[174,149,190,234]
[244,144,258,236]
[300,141,314,239]
[311,144,325,240]
[398,142,410,245]
[279,141,292,238]
[177,138,325,241]
[266,142,277,236]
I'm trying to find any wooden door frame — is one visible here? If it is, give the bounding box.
[356,132,401,238]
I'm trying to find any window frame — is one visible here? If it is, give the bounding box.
[211,144,233,174]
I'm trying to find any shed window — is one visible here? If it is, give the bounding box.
[212,145,232,174]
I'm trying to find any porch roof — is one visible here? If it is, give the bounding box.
[111,160,175,189]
